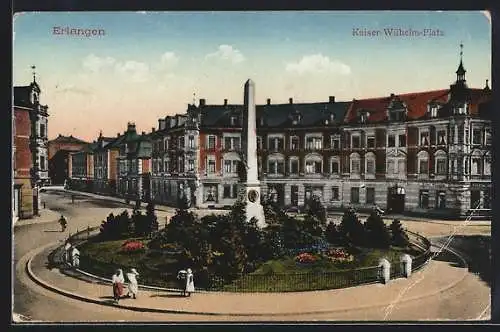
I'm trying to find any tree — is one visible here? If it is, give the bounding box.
[145,202,159,236]
[99,211,130,240]
[325,222,342,245]
[306,195,327,227]
[390,219,409,247]
[339,207,365,246]
[364,211,391,249]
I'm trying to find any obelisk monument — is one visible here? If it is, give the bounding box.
[241,79,266,228]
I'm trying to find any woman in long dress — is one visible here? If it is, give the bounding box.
[126,268,140,299]
[112,269,125,303]
[185,268,195,297]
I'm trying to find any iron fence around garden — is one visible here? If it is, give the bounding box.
[72,228,433,293]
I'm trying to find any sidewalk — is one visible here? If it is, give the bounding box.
[13,208,61,228]
[29,243,470,317]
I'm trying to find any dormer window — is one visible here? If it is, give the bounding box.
[230,115,238,126]
[292,113,302,125]
[359,111,369,123]
[330,113,335,122]
[429,105,438,118]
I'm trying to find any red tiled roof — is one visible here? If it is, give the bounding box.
[344,88,490,123]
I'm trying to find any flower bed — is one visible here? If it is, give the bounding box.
[121,240,145,253]
[295,252,319,265]
[322,248,354,263]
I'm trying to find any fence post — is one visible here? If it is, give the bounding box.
[379,258,391,284]
[400,254,412,278]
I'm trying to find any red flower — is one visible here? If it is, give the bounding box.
[295,253,318,264]
[122,241,145,252]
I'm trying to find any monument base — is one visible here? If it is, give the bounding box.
[238,183,266,228]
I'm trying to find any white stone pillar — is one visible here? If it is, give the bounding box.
[379,258,391,284]
[400,254,412,278]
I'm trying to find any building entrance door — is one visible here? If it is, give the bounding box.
[387,186,405,213]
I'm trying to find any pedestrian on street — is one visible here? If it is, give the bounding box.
[185,268,195,297]
[59,215,67,232]
[112,269,125,304]
[71,246,80,268]
[126,268,140,299]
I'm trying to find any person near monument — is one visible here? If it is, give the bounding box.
[59,215,67,232]
[126,268,140,299]
[185,268,195,297]
[112,269,125,303]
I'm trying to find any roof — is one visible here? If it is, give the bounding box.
[49,134,88,145]
[344,87,491,124]
[198,101,351,128]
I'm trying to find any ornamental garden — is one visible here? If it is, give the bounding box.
[77,196,425,292]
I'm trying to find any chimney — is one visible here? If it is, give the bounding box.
[329,96,335,103]
[142,131,146,135]
[117,133,120,137]
[390,93,395,98]
[199,98,206,107]
[152,127,155,132]
[267,98,271,105]
[289,98,293,104]
[224,99,228,106]
[127,122,136,131]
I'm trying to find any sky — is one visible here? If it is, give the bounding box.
[13,11,491,142]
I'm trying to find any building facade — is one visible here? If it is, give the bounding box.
[69,142,97,192]
[69,52,492,219]
[48,134,88,184]
[13,105,34,220]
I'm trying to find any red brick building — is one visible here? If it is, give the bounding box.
[13,105,34,220]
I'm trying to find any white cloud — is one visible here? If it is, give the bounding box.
[82,54,116,73]
[114,60,150,83]
[286,54,351,76]
[160,51,179,67]
[205,45,245,64]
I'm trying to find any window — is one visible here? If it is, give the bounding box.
[178,136,185,149]
[420,132,429,146]
[331,187,339,201]
[230,116,238,126]
[366,187,375,204]
[436,191,446,209]
[224,137,241,150]
[188,159,195,172]
[485,129,492,145]
[208,135,216,149]
[232,184,238,199]
[40,123,46,138]
[268,159,285,175]
[331,160,340,174]
[207,159,216,174]
[351,159,360,174]
[430,106,438,118]
[350,187,360,204]
[223,185,231,198]
[471,157,481,175]
[224,160,238,173]
[450,126,455,144]
[470,190,481,209]
[257,136,263,150]
[290,159,299,174]
[419,190,429,208]
[366,159,375,174]
[290,136,300,150]
[331,135,340,149]
[268,137,284,151]
[178,157,184,173]
[419,159,428,174]
[472,129,482,145]
[398,159,406,174]
[165,137,170,150]
[388,135,396,147]
[437,130,447,145]
[387,160,395,174]
[164,159,169,173]
[436,159,447,175]
[367,136,375,148]
[188,136,195,149]
[306,137,323,150]
[398,134,406,147]
[352,135,361,148]
[305,160,322,174]
[40,156,46,170]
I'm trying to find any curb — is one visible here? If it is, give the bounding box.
[25,241,470,317]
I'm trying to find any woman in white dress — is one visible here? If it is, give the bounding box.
[112,269,125,303]
[185,268,195,297]
[126,268,140,299]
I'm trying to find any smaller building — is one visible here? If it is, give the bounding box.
[69,142,97,192]
[48,134,88,185]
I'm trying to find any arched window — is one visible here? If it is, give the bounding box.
[305,153,323,174]
[484,152,491,176]
[329,156,340,174]
[364,152,376,174]
[350,152,360,174]
[470,150,483,176]
[434,150,447,175]
[223,152,240,175]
